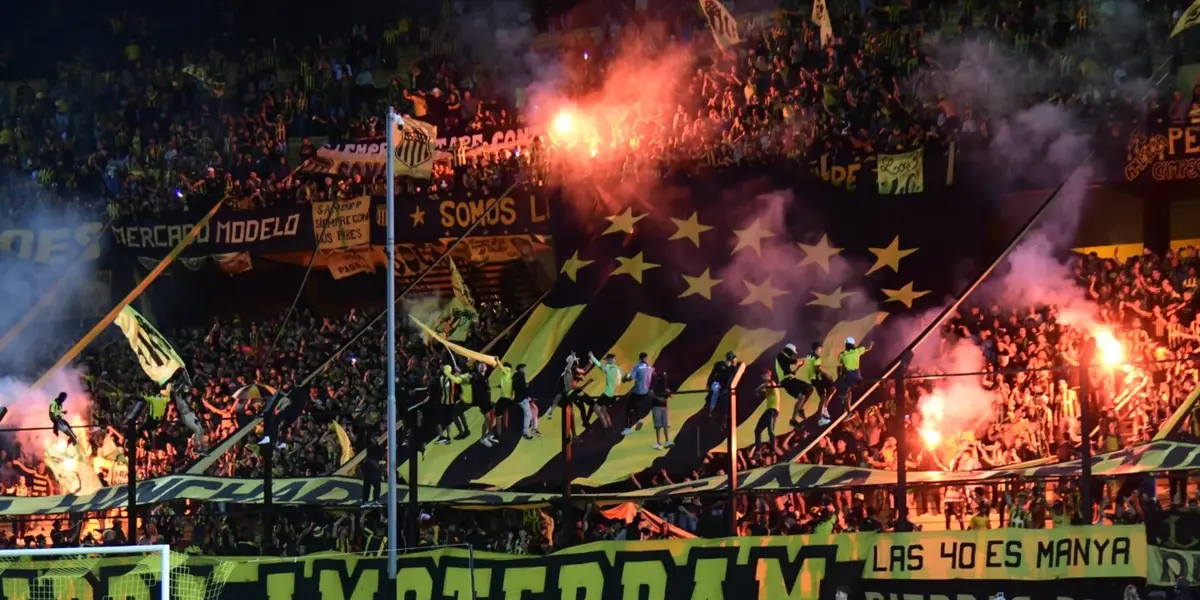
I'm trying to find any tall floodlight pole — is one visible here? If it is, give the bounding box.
[386,106,400,579]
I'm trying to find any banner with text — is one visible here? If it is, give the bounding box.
[311,197,371,250]
[812,148,946,195]
[0,527,1145,600]
[434,124,540,154]
[326,249,376,280]
[1123,123,1200,185]
[110,187,552,257]
[0,221,106,264]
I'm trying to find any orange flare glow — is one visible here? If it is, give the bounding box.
[1094,328,1125,368]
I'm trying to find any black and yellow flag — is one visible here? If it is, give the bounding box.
[434,258,478,342]
[1172,0,1200,37]
[413,161,1011,490]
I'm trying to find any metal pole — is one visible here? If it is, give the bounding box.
[386,106,399,579]
[264,439,274,553]
[405,386,419,552]
[126,421,138,543]
[467,543,478,600]
[726,385,738,536]
[1079,338,1094,524]
[562,401,573,545]
[893,352,911,527]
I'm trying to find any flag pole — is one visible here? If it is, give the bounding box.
[30,199,224,390]
[386,106,400,580]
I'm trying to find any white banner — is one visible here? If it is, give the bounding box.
[112,306,186,385]
[813,0,833,46]
[327,249,376,280]
[392,117,436,179]
[311,197,371,250]
[700,0,741,50]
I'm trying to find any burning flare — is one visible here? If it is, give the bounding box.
[1093,327,1125,369]
[918,392,946,451]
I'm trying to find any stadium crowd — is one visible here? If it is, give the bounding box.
[0,0,1198,558]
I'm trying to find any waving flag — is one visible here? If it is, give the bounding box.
[699,0,741,50]
[112,306,186,385]
[1172,0,1200,37]
[434,258,479,342]
[390,158,1014,491]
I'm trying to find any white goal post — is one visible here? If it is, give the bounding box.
[0,544,172,600]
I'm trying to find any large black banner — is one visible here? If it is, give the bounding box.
[109,186,552,257]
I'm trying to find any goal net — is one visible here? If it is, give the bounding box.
[0,544,234,600]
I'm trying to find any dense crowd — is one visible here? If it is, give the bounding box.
[0,0,1192,217]
[0,0,1198,558]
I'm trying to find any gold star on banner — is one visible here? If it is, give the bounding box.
[732,219,775,257]
[809,287,855,309]
[560,251,594,282]
[669,212,714,247]
[798,234,843,273]
[611,252,660,283]
[865,236,918,275]
[679,268,723,300]
[883,282,931,309]
[602,208,648,236]
[410,206,426,227]
[740,277,788,310]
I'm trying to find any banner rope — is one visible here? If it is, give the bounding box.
[260,199,340,365]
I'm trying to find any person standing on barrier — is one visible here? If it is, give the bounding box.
[515,363,540,439]
[49,392,79,446]
[545,352,579,420]
[754,369,780,454]
[707,351,739,417]
[469,360,498,448]
[589,351,620,430]
[836,337,872,414]
[650,368,673,449]
[805,342,835,426]
[494,361,516,439]
[360,434,383,507]
[622,352,653,436]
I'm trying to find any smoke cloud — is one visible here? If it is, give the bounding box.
[889,4,1156,441]
[0,176,107,378]
[713,188,879,335]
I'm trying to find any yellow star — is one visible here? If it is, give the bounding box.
[732,219,775,257]
[602,208,648,236]
[865,236,918,275]
[740,277,788,310]
[560,251,594,282]
[410,206,426,227]
[882,282,931,309]
[611,252,660,283]
[679,268,723,300]
[797,234,843,272]
[809,287,855,309]
[668,212,713,247]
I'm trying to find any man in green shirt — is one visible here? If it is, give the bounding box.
[49,392,79,446]
[143,393,170,432]
[588,352,620,429]
[836,337,873,411]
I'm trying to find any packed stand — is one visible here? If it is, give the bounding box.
[1,0,1192,214]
